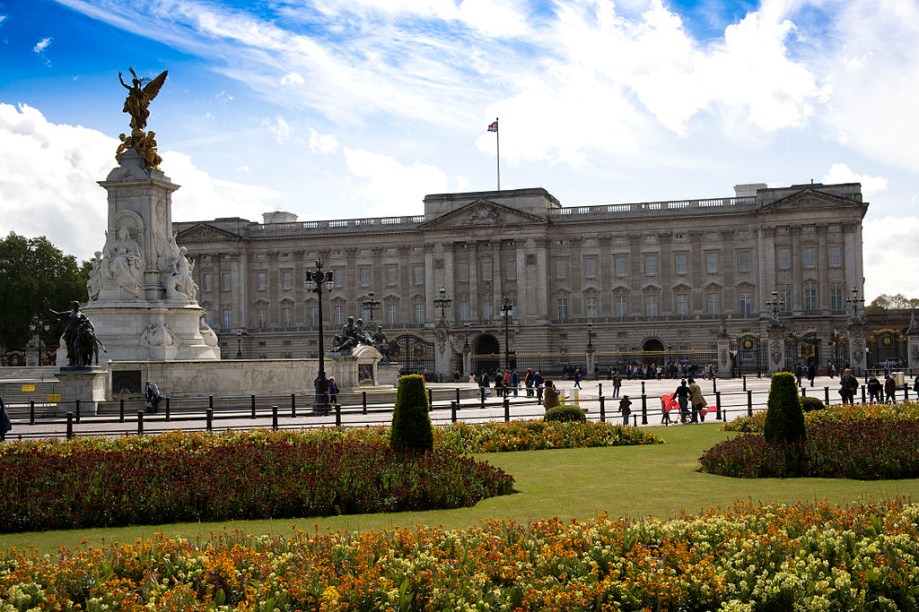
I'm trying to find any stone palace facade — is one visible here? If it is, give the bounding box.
[174,182,869,379]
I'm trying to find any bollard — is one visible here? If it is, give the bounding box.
[904,384,910,403]
[742,375,747,391]
[598,383,603,397]
[632,413,638,427]
[504,396,510,422]
[251,395,257,419]
[428,388,433,408]
[165,396,171,421]
[747,390,753,417]
[291,394,296,418]
[715,391,722,421]
[206,408,213,431]
[455,387,461,408]
[271,405,278,431]
[480,387,486,408]
[641,381,646,395]
[66,412,74,439]
[861,385,866,404]
[640,394,648,425]
[451,400,457,423]
[712,378,718,394]
[599,396,606,423]
[362,391,368,415]
[335,404,342,428]
[29,400,35,425]
[75,399,81,423]
[824,387,830,406]
[209,395,214,410]
[573,390,580,406]
[137,410,144,436]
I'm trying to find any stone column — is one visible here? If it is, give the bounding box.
[767,322,786,374]
[56,368,108,416]
[847,321,868,376]
[717,321,732,378]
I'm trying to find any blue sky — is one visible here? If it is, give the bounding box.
[1,0,918,301]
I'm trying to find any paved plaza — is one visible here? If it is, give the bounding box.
[1,373,878,441]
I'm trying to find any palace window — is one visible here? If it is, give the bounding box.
[585,295,598,318]
[386,303,397,325]
[557,297,569,320]
[281,269,293,290]
[385,265,397,286]
[675,293,689,316]
[414,302,425,324]
[282,306,292,330]
[359,267,370,288]
[707,293,721,315]
[584,257,597,279]
[556,259,568,280]
[221,272,232,292]
[334,304,344,326]
[506,258,517,281]
[777,248,791,270]
[803,246,817,269]
[257,308,266,330]
[614,256,627,277]
[674,253,687,275]
[413,264,424,285]
[828,245,842,268]
[645,294,659,317]
[736,251,751,273]
[202,272,212,292]
[830,287,844,311]
[705,252,719,274]
[803,287,818,312]
[482,259,493,282]
[615,295,628,318]
[644,254,657,276]
[739,292,752,317]
[307,306,318,329]
[256,271,267,291]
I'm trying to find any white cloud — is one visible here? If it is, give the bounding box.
[0,103,275,260]
[280,72,304,86]
[862,215,919,300]
[33,36,52,53]
[308,128,338,155]
[821,163,887,197]
[262,115,291,144]
[343,148,448,216]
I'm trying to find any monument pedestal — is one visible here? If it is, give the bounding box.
[767,324,786,374]
[56,367,107,417]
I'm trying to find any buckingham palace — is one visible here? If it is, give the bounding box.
[174,181,869,379]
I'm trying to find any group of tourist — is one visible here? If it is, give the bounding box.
[660,378,708,425]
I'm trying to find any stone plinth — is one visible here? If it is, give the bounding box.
[767,324,786,374]
[56,367,108,416]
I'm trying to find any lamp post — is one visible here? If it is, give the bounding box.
[587,321,594,350]
[362,291,380,323]
[463,322,471,376]
[500,296,513,371]
[766,290,785,322]
[305,258,335,412]
[235,329,243,359]
[433,288,452,320]
[29,315,50,365]
[847,287,864,321]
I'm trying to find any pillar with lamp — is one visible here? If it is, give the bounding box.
[304,258,335,413]
[500,296,513,371]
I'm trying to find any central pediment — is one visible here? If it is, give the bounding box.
[420,199,547,230]
[758,187,865,214]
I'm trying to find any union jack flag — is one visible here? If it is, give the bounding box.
[487,120,498,132]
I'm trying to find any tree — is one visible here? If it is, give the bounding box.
[763,372,806,444]
[868,294,919,311]
[0,232,88,355]
[390,374,434,452]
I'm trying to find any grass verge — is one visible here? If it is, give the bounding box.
[3,423,918,555]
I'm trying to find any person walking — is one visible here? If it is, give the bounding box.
[866,375,882,403]
[612,371,622,398]
[144,379,162,414]
[839,368,858,404]
[510,368,520,397]
[524,368,534,397]
[534,371,544,404]
[0,397,11,441]
[543,380,560,409]
[673,379,690,424]
[573,367,582,389]
[618,395,632,426]
[688,377,706,423]
[884,374,897,404]
[328,376,339,405]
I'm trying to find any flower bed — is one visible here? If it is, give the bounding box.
[0,430,514,533]
[703,402,919,478]
[2,498,918,609]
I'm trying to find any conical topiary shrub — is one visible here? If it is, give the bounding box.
[390,374,434,452]
[764,371,806,444]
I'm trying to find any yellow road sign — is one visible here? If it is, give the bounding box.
[21,384,35,392]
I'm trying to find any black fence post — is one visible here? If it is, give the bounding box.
[271,405,278,431]
[29,400,35,425]
[824,387,830,405]
[206,408,213,432]
[362,391,368,415]
[335,404,342,428]
[165,396,171,421]
[66,412,73,440]
[742,376,747,391]
[118,398,125,423]
[251,395,256,419]
[75,399,81,424]
[504,396,510,422]
[428,388,434,408]
[480,387,486,408]
[455,387,461,408]
[716,391,722,421]
[861,385,867,404]
[712,378,718,394]
[137,410,144,436]
[209,395,214,410]
[451,401,457,423]
[903,384,910,402]
[291,394,296,418]
[599,396,605,423]
[598,383,603,397]
[640,394,647,425]
[747,390,753,417]
[641,381,646,395]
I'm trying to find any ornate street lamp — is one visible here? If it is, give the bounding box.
[235,329,244,359]
[587,321,594,350]
[766,290,785,322]
[305,258,335,412]
[847,287,864,321]
[362,291,381,323]
[463,321,470,350]
[29,315,50,366]
[433,288,452,320]
[500,296,513,371]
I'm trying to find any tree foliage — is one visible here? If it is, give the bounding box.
[390,374,434,452]
[763,372,806,444]
[867,293,919,311]
[0,232,88,353]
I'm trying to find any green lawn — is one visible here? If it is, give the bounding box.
[4,424,918,555]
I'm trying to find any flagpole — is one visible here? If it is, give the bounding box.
[495,117,500,191]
